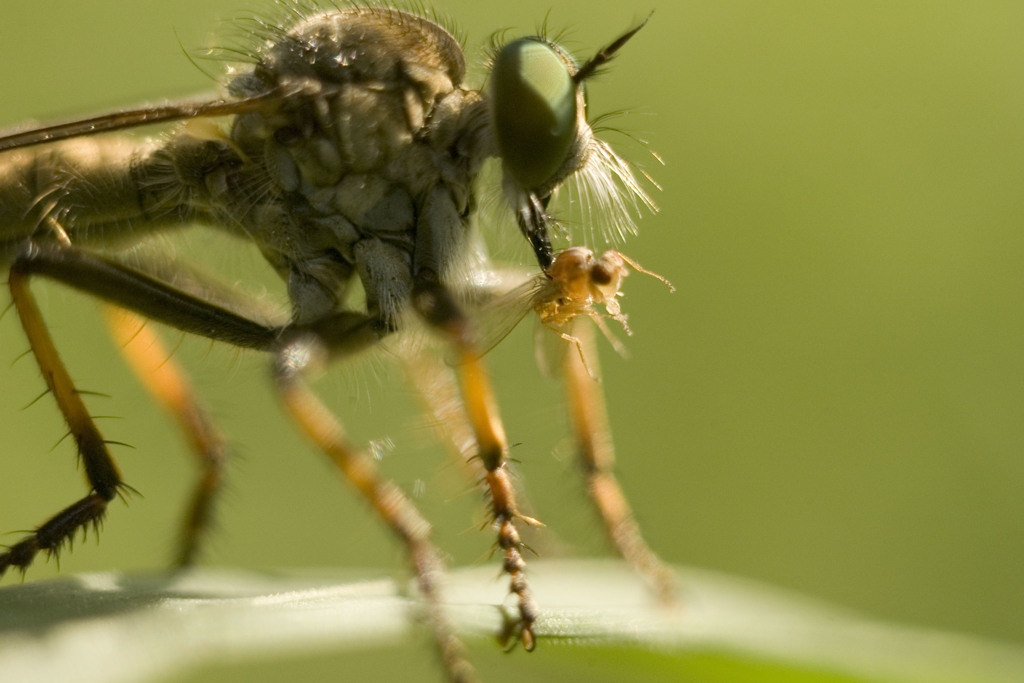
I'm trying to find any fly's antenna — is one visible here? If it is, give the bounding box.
[572,13,651,84]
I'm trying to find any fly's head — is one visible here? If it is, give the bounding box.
[486,18,657,270]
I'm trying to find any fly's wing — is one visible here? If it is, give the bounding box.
[0,89,296,263]
[444,269,544,365]
[0,93,285,153]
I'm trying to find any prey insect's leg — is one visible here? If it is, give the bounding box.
[273,329,475,683]
[103,306,228,565]
[0,269,126,576]
[562,322,677,603]
[412,277,541,650]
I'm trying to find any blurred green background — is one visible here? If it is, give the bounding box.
[2,1,1023,681]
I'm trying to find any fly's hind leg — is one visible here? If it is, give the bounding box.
[563,322,678,604]
[103,306,228,566]
[1,242,281,577]
[8,243,477,682]
[272,318,475,683]
[411,276,541,650]
[0,267,127,576]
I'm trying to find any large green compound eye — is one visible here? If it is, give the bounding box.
[491,38,578,191]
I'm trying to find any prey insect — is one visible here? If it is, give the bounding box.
[475,246,679,601]
[523,246,675,376]
[0,3,674,681]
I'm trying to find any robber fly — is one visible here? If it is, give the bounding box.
[0,3,673,681]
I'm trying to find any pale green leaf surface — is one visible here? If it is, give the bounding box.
[1,560,1021,683]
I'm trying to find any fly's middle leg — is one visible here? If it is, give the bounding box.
[273,329,476,683]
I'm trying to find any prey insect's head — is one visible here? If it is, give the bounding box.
[487,17,656,269]
[526,246,673,376]
[536,246,674,330]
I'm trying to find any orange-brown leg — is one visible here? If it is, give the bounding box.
[102,306,228,565]
[2,241,280,576]
[411,279,540,650]
[562,322,677,604]
[0,269,126,576]
[273,332,475,683]
[401,344,481,478]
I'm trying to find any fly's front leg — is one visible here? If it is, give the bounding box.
[412,276,541,650]
[272,325,475,683]
[1,267,126,576]
[563,322,678,604]
[103,306,228,566]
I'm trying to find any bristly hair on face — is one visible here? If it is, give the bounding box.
[485,14,658,248]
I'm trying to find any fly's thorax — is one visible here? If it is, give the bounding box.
[226,7,467,176]
[228,108,483,324]
[210,9,486,326]
[236,8,466,101]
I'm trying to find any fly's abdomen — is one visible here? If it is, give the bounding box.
[0,135,205,264]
